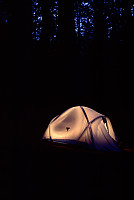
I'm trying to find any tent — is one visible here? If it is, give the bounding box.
[43,106,120,151]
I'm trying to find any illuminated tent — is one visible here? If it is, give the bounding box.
[43,106,120,151]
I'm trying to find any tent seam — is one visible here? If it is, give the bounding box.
[80,106,94,145]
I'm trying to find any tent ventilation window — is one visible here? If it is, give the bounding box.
[102,117,109,133]
[66,127,70,132]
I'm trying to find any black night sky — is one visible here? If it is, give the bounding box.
[1,1,134,200]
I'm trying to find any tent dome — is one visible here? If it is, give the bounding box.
[43,106,120,151]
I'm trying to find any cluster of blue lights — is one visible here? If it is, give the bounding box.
[32,0,134,42]
[131,3,134,17]
[49,1,59,41]
[32,0,42,41]
[104,0,113,39]
[74,0,95,39]
[104,0,134,39]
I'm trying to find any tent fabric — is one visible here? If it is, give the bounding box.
[43,106,120,151]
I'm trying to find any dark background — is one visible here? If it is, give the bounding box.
[0,0,134,200]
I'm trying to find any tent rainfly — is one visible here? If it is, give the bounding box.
[43,106,120,151]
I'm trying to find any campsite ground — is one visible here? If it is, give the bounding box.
[3,140,133,200]
[39,141,134,200]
